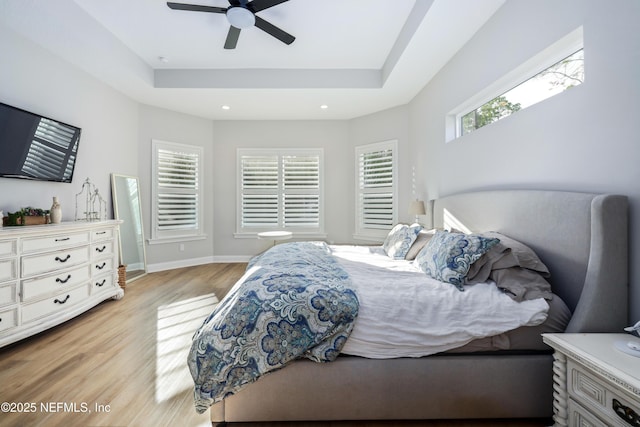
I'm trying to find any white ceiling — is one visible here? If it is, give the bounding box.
[0,0,505,120]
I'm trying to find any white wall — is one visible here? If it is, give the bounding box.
[137,105,215,270]
[212,120,351,257]
[408,0,640,322]
[0,25,138,222]
[348,105,415,229]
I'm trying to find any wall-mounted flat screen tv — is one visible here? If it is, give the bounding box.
[0,101,81,183]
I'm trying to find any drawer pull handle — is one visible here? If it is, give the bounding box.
[95,245,107,253]
[54,295,70,304]
[56,275,72,284]
[95,279,106,287]
[55,237,70,242]
[55,254,71,263]
[96,262,107,270]
[96,231,106,235]
[613,398,640,427]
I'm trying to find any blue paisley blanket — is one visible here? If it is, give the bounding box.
[188,241,359,413]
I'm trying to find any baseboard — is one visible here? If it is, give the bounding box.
[147,255,252,273]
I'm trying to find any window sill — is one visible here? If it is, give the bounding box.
[147,234,208,245]
[234,232,327,240]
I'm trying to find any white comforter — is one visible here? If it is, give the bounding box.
[330,245,549,359]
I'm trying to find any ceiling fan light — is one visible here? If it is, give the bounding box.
[226,7,255,29]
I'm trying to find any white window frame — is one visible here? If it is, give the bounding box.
[149,139,205,244]
[446,26,584,142]
[354,140,398,242]
[235,148,325,238]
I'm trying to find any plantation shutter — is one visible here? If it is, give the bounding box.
[238,149,323,233]
[356,141,397,238]
[241,155,279,227]
[151,140,203,241]
[283,155,320,228]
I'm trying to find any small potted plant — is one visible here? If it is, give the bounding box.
[3,207,50,226]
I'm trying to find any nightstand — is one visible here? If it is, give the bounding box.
[543,333,640,427]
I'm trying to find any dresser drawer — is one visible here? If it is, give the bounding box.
[569,360,640,426]
[92,273,115,294]
[0,239,17,257]
[92,257,114,275]
[0,282,17,306]
[21,232,90,254]
[91,228,114,242]
[21,265,91,302]
[0,258,17,283]
[0,307,18,333]
[22,246,90,277]
[21,285,90,324]
[91,240,114,259]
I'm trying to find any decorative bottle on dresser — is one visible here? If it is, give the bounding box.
[50,197,62,224]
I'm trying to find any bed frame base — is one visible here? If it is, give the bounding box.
[211,353,553,423]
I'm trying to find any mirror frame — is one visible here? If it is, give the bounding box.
[111,173,147,283]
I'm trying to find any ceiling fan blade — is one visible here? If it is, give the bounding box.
[254,16,295,45]
[167,2,227,14]
[224,26,241,49]
[248,0,289,13]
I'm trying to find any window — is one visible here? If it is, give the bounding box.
[150,139,204,243]
[448,27,584,141]
[237,148,324,236]
[354,140,397,241]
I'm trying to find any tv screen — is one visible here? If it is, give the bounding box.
[0,102,81,183]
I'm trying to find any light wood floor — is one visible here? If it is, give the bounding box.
[0,263,550,427]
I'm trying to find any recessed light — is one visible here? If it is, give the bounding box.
[158,56,169,63]
[221,105,231,110]
[320,104,328,109]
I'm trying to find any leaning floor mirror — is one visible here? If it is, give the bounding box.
[111,173,147,283]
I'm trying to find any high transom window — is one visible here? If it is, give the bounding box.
[461,49,584,136]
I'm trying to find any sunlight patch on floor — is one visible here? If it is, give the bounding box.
[155,292,219,403]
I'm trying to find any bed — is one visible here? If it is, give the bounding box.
[190,189,628,424]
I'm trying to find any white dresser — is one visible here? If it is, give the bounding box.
[543,333,640,427]
[0,220,123,348]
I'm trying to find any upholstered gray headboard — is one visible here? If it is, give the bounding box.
[431,190,628,333]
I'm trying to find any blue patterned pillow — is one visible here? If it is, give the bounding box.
[414,230,500,291]
[382,223,423,259]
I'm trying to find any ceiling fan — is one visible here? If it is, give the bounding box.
[167,0,295,49]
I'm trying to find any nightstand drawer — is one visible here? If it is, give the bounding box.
[569,397,609,427]
[569,360,640,426]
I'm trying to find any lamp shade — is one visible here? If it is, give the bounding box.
[408,200,426,216]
